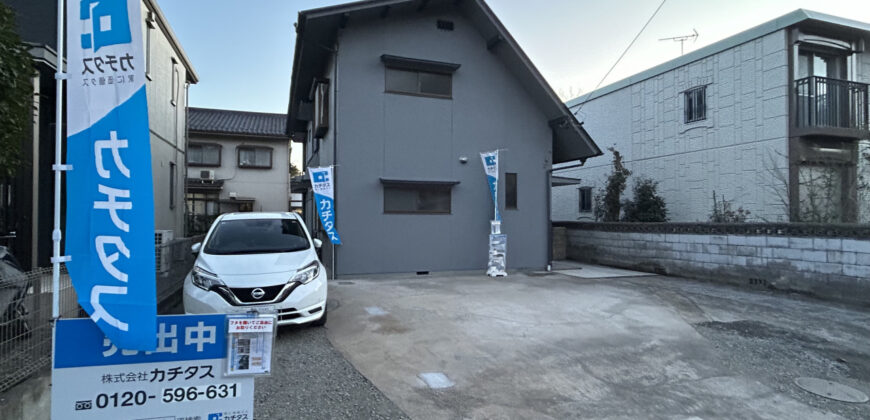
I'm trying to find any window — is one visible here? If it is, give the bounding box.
[384,185,451,214]
[188,143,221,166]
[385,68,452,98]
[684,86,706,123]
[171,58,179,106]
[579,187,592,213]
[238,146,273,169]
[145,13,154,78]
[169,162,176,209]
[505,173,517,209]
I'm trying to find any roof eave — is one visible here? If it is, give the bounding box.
[144,0,199,83]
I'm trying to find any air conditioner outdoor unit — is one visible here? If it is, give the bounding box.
[154,230,174,273]
[200,170,216,181]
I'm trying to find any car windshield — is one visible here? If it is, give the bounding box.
[203,218,310,255]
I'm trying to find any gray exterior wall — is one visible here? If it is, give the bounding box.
[307,6,553,275]
[141,1,191,236]
[188,135,290,212]
[553,30,791,223]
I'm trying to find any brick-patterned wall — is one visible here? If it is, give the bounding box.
[553,29,791,223]
[560,224,870,306]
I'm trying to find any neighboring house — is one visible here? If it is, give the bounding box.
[0,0,197,268]
[287,0,601,275]
[186,108,290,235]
[553,10,870,224]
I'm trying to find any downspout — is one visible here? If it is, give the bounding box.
[332,38,339,279]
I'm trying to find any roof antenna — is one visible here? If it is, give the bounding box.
[659,28,698,55]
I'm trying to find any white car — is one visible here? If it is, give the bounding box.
[183,212,328,326]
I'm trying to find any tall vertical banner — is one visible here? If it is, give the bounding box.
[480,151,500,221]
[309,167,342,244]
[66,0,156,350]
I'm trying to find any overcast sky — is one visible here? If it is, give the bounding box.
[158,0,870,166]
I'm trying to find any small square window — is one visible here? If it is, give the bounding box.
[684,86,706,123]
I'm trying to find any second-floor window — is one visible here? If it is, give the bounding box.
[188,143,221,167]
[238,146,272,169]
[684,86,706,123]
[385,67,452,98]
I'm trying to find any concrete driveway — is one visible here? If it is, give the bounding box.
[325,264,870,419]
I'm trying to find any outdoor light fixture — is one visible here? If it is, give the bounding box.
[459,156,468,164]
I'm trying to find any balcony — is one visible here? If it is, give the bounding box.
[793,76,870,139]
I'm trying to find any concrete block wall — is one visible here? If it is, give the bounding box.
[563,227,870,306]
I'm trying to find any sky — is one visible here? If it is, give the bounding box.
[157,0,870,166]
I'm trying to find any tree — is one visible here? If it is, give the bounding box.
[0,4,35,178]
[622,177,668,222]
[708,191,750,223]
[603,147,631,221]
[290,163,302,177]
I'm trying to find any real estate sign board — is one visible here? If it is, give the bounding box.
[51,314,254,420]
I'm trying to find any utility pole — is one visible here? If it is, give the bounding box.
[659,28,698,55]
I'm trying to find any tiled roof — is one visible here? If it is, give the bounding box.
[189,107,288,137]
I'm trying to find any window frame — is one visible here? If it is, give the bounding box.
[170,58,179,106]
[505,172,518,210]
[187,142,222,167]
[169,162,176,210]
[579,187,593,213]
[684,85,707,124]
[385,67,453,99]
[145,12,155,79]
[383,184,453,215]
[237,146,273,169]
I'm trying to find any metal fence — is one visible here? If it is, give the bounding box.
[0,237,200,393]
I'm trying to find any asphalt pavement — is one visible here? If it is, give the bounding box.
[253,323,408,420]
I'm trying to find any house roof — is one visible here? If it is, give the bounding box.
[566,9,870,108]
[189,107,289,138]
[287,0,603,164]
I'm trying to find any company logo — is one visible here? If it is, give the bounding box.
[208,414,223,420]
[484,155,496,167]
[251,288,266,300]
[312,171,329,183]
[80,0,132,52]
[74,400,92,410]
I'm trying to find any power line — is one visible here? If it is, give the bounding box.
[573,0,667,119]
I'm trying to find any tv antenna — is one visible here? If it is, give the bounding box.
[659,28,698,55]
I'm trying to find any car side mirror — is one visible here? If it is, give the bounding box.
[191,242,201,254]
[312,239,323,249]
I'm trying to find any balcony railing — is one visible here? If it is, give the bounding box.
[794,76,869,134]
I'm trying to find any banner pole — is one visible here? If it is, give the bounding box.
[52,0,66,321]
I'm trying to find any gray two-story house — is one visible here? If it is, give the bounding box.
[553,10,870,224]
[287,0,601,275]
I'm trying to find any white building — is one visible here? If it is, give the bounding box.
[186,107,290,235]
[553,10,870,224]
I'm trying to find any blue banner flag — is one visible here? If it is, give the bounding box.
[480,151,500,221]
[309,167,341,244]
[66,0,156,351]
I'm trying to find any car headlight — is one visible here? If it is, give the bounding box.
[290,261,321,285]
[191,266,226,291]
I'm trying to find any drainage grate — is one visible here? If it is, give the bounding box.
[794,377,869,403]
